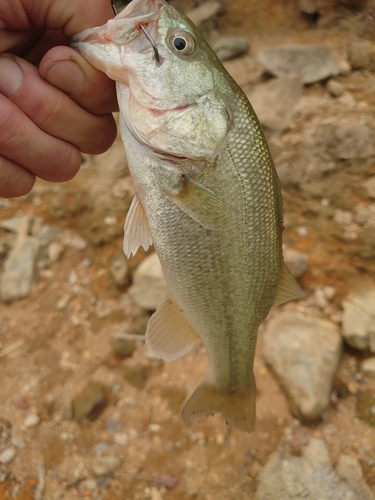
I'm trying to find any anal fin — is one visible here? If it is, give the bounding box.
[273,262,305,307]
[146,296,199,361]
[123,194,153,258]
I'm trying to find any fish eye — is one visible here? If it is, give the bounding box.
[168,30,196,56]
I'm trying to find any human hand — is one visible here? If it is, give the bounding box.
[0,0,118,197]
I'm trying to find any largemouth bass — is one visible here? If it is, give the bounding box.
[72,0,303,432]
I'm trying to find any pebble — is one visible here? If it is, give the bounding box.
[349,40,375,70]
[360,357,375,377]
[55,296,70,311]
[257,43,340,84]
[90,455,122,477]
[150,486,164,500]
[109,253,129,287]
[327,79,345,97]
[0,447,17,465]
[283,247,309,278]
[111,337,136,358]
[71,382,106,422]
[342,284,375,352]
[129,253,168,310]
[299,0,319,14]
[1,235,40,302]
[364,176,375,199]
[263,312,342,422]
[48,242,64,263]
[24,413,41,428]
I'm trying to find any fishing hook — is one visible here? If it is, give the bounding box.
[111,0,118,16]
[140,24,161,63]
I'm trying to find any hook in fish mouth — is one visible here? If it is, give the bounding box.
[139,24,161,63]
[111,0,118,16]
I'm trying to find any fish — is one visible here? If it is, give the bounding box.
[71,0,304,432]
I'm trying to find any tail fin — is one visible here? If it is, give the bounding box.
[181,377,256,433]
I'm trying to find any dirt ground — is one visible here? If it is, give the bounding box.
[1,1,375,499]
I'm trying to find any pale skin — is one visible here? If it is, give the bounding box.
[0,0,119,198]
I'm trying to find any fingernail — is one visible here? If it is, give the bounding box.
[45,59,85,93]
[0,55,23,97]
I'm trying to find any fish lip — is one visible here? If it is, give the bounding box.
[119,0,166,18]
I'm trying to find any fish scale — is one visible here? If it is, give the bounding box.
[72,0,303,432]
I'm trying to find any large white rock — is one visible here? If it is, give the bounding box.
[263,312,342,422]
[129,253,167,310]
[342,284,375,352]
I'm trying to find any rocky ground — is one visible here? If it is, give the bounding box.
[1,0,375,499]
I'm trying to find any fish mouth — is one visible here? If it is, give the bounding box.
[71,0,167,45]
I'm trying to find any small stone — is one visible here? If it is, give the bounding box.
[1,235,40,302]
[56,296,70,311]
[71,383,107,421]
[109,253,129,287]
[364,176,375,199]
[90,455,122,477]
[342,284,375,352]
[48,242,64,263]
[314,287,328,309]
[327,79,344,97]
[150,486,164,500]
[349,40,375,70]
[129,253,167,310]
[103,215,117,226]
[360,357,375,377]
[148,423,161,434]
[92,442,109,452]
[303,438,331,464]
[24,413,40,428]
[283,248,309,278]
[299,0,319,14]
[0,447,17,465]
[111,338,136,359]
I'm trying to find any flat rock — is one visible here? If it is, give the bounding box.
[364,176,375,199]
[129,253,167,310]
[1,235,40,302]
[258,44,340,84]
[342,284,375,352]
[263,312,342,422]
[256,439,364,500]
[331,122,375,160]
[248,76,303,130]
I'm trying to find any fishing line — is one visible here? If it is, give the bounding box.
[140,24,161,63]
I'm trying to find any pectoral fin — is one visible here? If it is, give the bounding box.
[146,296,199,361]
[272,262,305,307]
[168,178,239,230]
[123,194,153,258]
